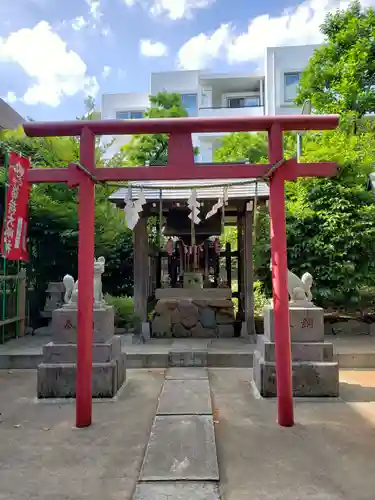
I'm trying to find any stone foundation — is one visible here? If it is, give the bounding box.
[37,306,126,399]
[152,290,235,338]
[253,304,339,397]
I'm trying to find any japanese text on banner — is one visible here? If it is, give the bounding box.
[1,152,30,261]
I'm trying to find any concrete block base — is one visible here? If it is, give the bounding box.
[37,356,126,399]
[257,335,334,362]
[253,350,339,398]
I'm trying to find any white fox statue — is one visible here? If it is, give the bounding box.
[270,260,313,304]
[63,257,106,309]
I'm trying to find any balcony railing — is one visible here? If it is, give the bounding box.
[198,105,264,118]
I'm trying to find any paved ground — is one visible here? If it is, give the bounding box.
[1,368,375,499]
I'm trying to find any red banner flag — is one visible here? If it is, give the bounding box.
[1,152,30,261]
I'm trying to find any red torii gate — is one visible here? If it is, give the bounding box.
[24,114,339,428]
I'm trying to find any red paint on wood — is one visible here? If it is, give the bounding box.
[268,123,294,427]
[168,133,195,167]
[94,163,272,182]
[22,114,340,429]
[75,127,95,428]
[23,114,339,137]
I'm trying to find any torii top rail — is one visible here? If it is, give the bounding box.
[24,114,339,429]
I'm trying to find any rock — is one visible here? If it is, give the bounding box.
[217,307,235,317]
[181,315,199,329]
[207,299,233,308]
[332,319,369,336]
[191,323,216,338]
[193,299,209,308]
[154,299,178,314]
[199,308,216,329]
[179,301,199,329]
[152,315,172,337]
[172,323,191,337]
[170,308,182,324]
[217,324,234,338]
[216,313,234,324]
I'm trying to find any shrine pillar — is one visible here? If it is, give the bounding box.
[133,216,149,323]
[244,206,255,337]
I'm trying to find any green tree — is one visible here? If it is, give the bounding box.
[286,126,375,308]
[296,1,375,116]
[214,132,268,164]
[120,92,190,166]
[0,124,133,326]
[213,121,375,311]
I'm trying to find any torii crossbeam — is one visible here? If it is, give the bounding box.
[24,114,339,428]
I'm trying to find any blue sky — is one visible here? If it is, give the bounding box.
[0,0,373,121]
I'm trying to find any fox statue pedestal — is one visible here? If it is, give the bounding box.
[37,306,125,398]
[253,303,339,397]
[37,258,125,399]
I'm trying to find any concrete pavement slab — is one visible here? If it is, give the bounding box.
[157,379,212,415]
[165,367,208,379]
[140,415,219,481]
[0,369,165,500]
[210,368,375,500]
[132,482,220,500]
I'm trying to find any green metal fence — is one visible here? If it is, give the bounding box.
[0,268,26,343]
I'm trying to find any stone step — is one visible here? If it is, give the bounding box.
[257,334,334,362]
[1,347,374,369]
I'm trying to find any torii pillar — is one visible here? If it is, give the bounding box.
[24,114,339,428]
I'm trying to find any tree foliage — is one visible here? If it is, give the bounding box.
[0,100,134,326]
[214,132,268,163]
[214,124,375,311]
[120,92,190,166]
[296,1,375,117]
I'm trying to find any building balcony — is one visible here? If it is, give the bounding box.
[198,105,264,119]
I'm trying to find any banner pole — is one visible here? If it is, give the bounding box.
[1,151,9,344]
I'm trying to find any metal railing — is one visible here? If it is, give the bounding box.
[0,269,26,342]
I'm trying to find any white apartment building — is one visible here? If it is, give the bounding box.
[101,44,320,162]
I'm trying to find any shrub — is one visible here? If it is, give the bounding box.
[253,280,269,317]
[104,294,139,329]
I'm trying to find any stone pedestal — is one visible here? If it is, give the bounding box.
[151,289,235,338]
[253,305,339,397]
[37,306,126,398]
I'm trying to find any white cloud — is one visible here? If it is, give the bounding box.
[0,21,99,107]
[86,0,103,21]
[178,24,231,69]
[72,16,89,31]
[140,39,168,57]
[177,0,375,68]
[70,0,106,32]
[3,91,17,104]
[150,0,214,19]
[124,0,214,20]
[102,65,112,78]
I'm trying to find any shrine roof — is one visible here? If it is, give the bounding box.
[109,178,269,202]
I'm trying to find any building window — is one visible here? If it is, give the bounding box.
[227,96,260,108]
[180,94,197,116]
[284,72,303,102]
[116,111,144,119]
